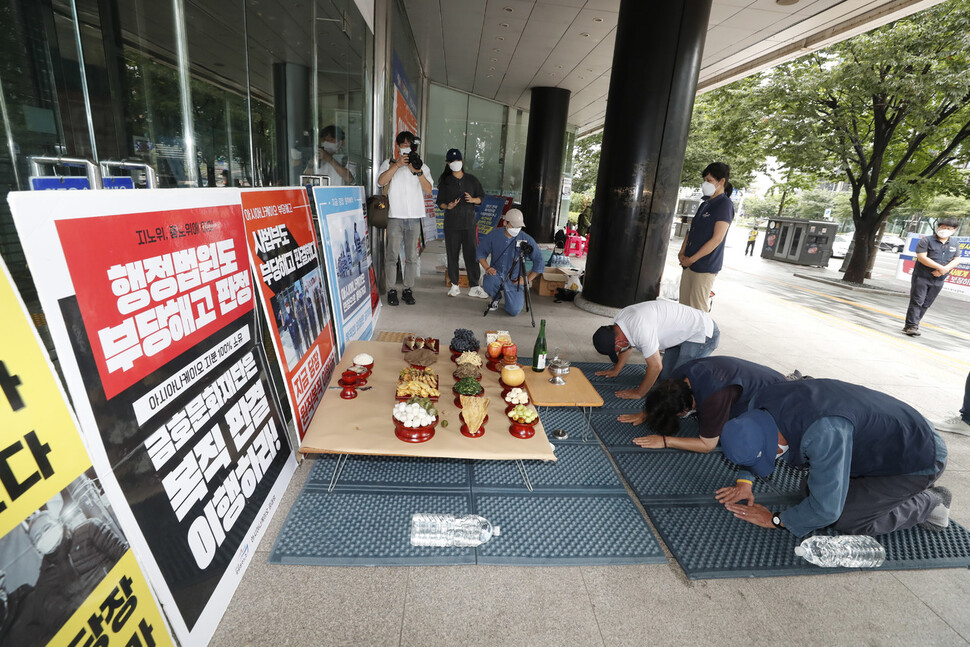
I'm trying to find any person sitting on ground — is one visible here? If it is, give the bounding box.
[476,208,544,316]
[717,378,950,537]
[437,148,489,299]
[592,300,719,400]
[621,357,786,456]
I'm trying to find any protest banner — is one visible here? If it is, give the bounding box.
[241,188,337,439]
[312,186,376,355]
[0,257,172,647]
[895,233,970,296]
[8,188,296,646]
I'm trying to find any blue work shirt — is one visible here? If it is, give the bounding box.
[476,228,545,281]
[684,193,734,273]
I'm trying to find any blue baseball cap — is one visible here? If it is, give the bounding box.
[720,410,779,477]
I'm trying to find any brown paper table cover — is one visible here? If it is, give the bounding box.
[299,341,556,461]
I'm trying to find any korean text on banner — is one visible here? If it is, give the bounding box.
[895,233,970,296]
[241,188,337,439]
[312,186,376,355]
[7,188,296,647]
[0,256,173,646]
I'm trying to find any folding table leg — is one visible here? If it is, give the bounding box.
[582,406,593,442]
[328,454,349,492]
[515,460,534,492]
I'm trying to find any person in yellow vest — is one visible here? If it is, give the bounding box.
[745,227,758,256]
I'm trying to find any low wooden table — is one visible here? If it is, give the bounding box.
[300,341,556,489]
[521,364,604,440]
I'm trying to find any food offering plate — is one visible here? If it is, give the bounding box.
[453,370,483,382]
[402,337,439,353]
[393,416,438,443]
[338,378,358,399]
[453,387,485,408]
[395,375,440,401]
[459,413,489,438]
[508,418,538,439]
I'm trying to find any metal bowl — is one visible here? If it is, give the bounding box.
[548,359,570,385]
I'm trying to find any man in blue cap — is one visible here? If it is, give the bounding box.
[717,379,950,537]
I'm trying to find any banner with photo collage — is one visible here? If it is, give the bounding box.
[312,186,378,356]
[8,189,297,646]
[0,256,172,647]
[241,188,337,440]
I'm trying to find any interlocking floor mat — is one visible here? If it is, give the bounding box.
[471,443,625,493]
[648,502,970,579]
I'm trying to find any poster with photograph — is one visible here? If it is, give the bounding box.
[0,257,172,647]
[313,186,376,355]
[241,188,337,439]
[8,189,297,646]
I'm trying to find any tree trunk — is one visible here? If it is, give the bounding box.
[843,219,878,283]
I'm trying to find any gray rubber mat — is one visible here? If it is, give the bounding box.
[269,488,477,565]
[471,443,624,493]
[536,408,598,444]
[573,361,645,385]
[595,387,649,411]
[474,492,666,565]
[591,413,702,447]
[648,502,970,579]
[306,453,471,490]
[611,449,783,505]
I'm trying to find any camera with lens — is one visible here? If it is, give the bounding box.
[517,240,534,255]
[407,138,423,171]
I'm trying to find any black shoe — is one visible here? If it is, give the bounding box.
[402,288,416,305]
[387,289,399,306]
[902,326,920,336]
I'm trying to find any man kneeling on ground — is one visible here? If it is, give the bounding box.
[718,379,950,537]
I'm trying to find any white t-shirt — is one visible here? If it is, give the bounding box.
[304,157,357,187]
[378,159,433,219]
[614,300,714,357]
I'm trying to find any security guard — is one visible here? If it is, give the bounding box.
[903,217,962,336]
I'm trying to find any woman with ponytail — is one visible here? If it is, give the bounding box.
[678,162,735,311]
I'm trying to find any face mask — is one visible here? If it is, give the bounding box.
[937,228,955,238]
[449,161,463,172]
[399,147,411,155]
[701,181,716,197]
[322,141,339,154]
[506,227,522,237]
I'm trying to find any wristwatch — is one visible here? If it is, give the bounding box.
[771,512,783,529]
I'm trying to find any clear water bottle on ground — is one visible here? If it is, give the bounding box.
[410,513,500,547]
[794,535,886,568]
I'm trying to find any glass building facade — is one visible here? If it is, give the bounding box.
[0,0,575,329]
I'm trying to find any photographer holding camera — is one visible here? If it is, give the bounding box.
[377,131,433,306]
[476,208,545,316]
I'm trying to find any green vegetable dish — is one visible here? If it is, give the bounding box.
[454,377,484,395]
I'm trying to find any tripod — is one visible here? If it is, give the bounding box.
[483,244,535,327]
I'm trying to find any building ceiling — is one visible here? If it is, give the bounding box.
[402,0,945,135]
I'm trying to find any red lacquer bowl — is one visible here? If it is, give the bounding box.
[393,416,437,443]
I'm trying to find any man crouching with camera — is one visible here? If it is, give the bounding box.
[476,208,545,316]
[378,131,433,306]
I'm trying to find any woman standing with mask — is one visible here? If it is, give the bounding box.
[437,148,489,298]
[678,162,734,311]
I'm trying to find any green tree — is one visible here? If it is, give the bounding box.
[570,132,602,194]
[744,195,783,221]
[924,195,970,223]
[791,188,837,220]
[755,0,970,282]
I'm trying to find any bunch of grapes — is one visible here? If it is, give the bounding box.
[450,328,480,352]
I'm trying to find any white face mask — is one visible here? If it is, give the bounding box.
[506,227,522,237]
[449,161,463,172]
[399,147,411,155]
[701,181,717,197]
[322,141,339,154]
[937,228,955,238]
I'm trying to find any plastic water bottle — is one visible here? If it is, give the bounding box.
[409,513,500,547]
[794,535,886,568]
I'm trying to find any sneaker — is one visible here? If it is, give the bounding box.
[933,415,970,436]
[468,286,490,299]
[920,486,952,532]
[387,289,399,306]
[902,326,920,336]
[489,302,499,311]
[402,288,416,305]
[448,284,461,297]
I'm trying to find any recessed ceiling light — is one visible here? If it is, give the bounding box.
[593,17,603,22]
[490,57,498,62]
[556,64,562,69]
[496,36,504,41]
[578,76,585,80]
[775,0,799,4]
[580,32,589,37]
[489,67,495,71]
[487,74,494,78]
[503,6,513,12]
[492,48,501,52]
[499,22,509,28]
[586,68,593,72]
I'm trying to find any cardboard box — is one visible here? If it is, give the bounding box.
[535,268,567,297]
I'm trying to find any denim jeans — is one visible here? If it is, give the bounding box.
[384,218,422,289]
[658,322,720,380]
